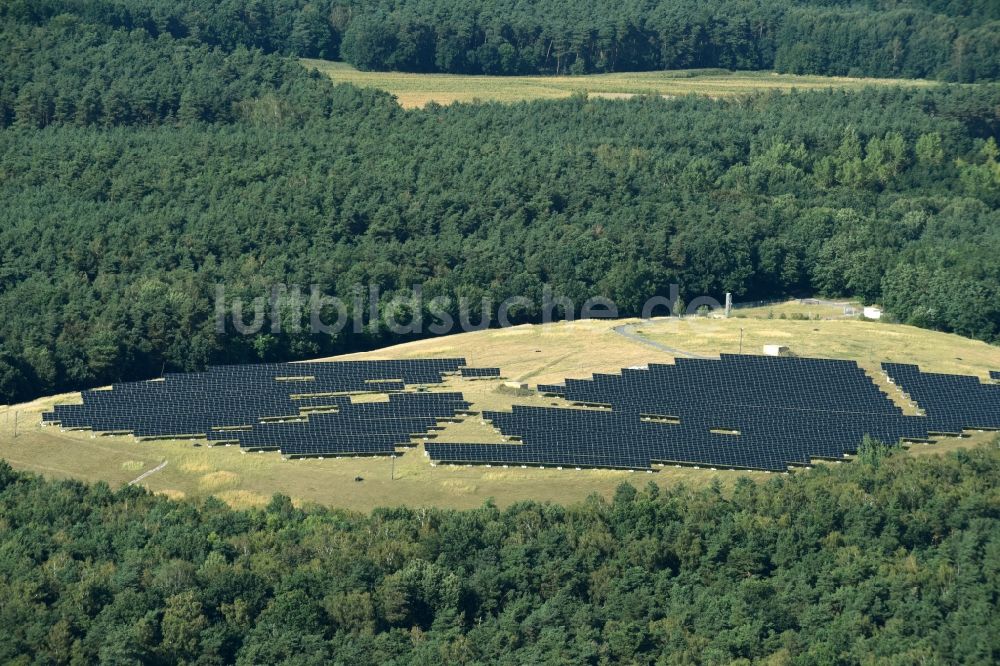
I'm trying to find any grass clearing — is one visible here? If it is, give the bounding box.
[302,59,937,108]
[2,306,997,511]
[633,314,999,381]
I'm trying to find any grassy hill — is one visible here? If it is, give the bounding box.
[2,302,997,511]
[302,59,937,107]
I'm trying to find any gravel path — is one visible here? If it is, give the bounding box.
[612,321,714,359]
[128,460,168,486]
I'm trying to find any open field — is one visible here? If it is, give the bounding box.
[302,59,937,108]
[2,304,997,510]
[633,313,1000,381]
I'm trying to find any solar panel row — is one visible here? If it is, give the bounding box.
[460,367,501,378]
[882,363,1000,432]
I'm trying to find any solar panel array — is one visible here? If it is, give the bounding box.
[991,370,1000,381]
[882,363,1000,432]
[42,359,473,456]
[428,404,928,471]
[42,354,997,473]
[561,355,901,416]
[426,354,991,472]
[460,367,501,378]
[206,392,471,456]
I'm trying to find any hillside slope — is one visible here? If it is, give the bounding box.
[3,309,997,511]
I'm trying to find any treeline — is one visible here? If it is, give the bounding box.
[0,19,340,129]
[0,443,997,663]
[774,6,1000,82]
[337,1,1000,81]
[1,0,343,59]
[3,0,1000,80]
[1,19,999,403]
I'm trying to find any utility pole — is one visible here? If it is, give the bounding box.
[390,454,396,481]
[12,410,18,439]
[739,328,744,354]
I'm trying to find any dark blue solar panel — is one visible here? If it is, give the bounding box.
[882,363,1000,432]
[460,367,501,378]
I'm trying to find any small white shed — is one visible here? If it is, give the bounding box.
[863,306,882,320]
[763,345,790,357]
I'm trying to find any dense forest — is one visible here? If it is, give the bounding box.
[3,0,999,80]
[1,9,998,663]
[0,443,997,663]
[1,15,999,403]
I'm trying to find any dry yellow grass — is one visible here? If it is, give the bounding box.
[198,470,241,491]
[324,319,664,386]
[214,489,271,508]
[1,307,996,511]
[302,59,937,108]
[179,460,213,474]
[633,315,999,380]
